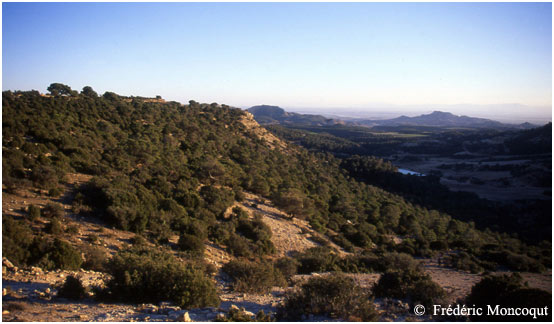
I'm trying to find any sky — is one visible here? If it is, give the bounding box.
[2,2,552,122]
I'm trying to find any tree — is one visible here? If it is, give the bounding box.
[47,83,77,96]
[81,86,98,98]
[275,188,305,219]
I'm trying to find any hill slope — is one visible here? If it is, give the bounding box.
[2,85,551,321]
[248,105,345,126]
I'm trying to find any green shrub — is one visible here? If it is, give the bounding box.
[275,257,300,281]
[48,187,63,197]
[41,203,64,219]
[466,273,552,321]
[87,234,99,243]
[479,248,545,273]
[82,245,107,272]
[381,252,422,272]
[45,218,64,235]
[178,233,205,255]
[130,235,147,246]
[445,251,486,273]
[31,165,60,190]
[27,205,41,221]
[226,234,253,258]
[373,267,445,308]
[279,273,378,321]
[31,238,83,270]
[65,225,80,235]
[222,259,286,294]
[104,247,219,308]
[295,246,340,274]
[57,275,86,300]
[2,215,34,266]
[209,223,231,245]
[335,254,380,273]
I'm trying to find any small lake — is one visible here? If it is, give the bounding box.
[398,168,425,176]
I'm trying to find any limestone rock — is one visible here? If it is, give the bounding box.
[177,311,192,322]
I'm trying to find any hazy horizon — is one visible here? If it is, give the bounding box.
[3,2,552,122]
[286,104,552,125]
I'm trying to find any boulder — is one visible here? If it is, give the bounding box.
[2,257,14,268]
[177,312,192,322]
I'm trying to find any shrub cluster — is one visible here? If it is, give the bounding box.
[3,215,34,266]
[27,204,41,221]
[3,215,82,270]
[82,245,107,272]
[103,246,219,308]
[279,272,378,321]
[57,275,87,300]
[466,273,551,321]
[30,238,83,271]
[373,254,445,308]
[293,247,388,274]
[222,259,286,294]
[211,210,276,258]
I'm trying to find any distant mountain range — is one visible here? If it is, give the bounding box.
[247,105,538,130]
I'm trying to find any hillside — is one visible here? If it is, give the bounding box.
[248,105,345,126]
[2,85,551,321]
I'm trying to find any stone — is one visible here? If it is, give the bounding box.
[229,304,240,312]
[2,288,7,296]
[138,304,158,314]
[31,266,43,274]
[177,312,192,322]
[243,310,255,317]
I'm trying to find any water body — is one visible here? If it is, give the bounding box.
[397,168,425,176]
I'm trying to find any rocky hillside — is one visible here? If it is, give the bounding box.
[3,85,551,321]
[3,173,551,322]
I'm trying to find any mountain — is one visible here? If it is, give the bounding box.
[248,107,537,129]
[357,111,527,129]
[247,105,346,126]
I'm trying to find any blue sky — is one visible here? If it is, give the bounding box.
[2,2,552,121]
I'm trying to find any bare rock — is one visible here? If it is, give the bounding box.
[176,312,192,322]
[2,258,14,269]
[243,310,255,317]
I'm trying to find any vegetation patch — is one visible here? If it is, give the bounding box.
[466,273,552,321]
[222,259,286,294]
[279,272,378,321]
[102,246,219,308]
